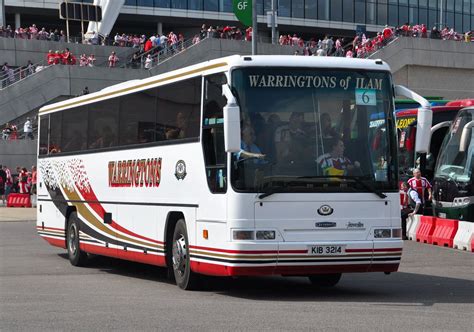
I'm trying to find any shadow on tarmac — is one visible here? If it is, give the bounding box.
[57,253,474,306]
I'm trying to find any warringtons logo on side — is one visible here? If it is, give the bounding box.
[175,160,187,180]
[317,204,334,216]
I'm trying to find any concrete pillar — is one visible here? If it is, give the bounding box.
[157,22,163,35]
[0,0,5,27]
[14,12,20,28]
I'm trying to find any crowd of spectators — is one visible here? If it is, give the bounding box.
[289,23,472,59]
[1,24,67,41]
[0,164,37,206]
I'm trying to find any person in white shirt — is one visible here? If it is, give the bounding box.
[24,117,33,139]
[144,54,153,69]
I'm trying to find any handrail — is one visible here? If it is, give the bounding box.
[1,60,52,90]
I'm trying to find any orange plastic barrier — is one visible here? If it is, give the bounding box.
[6,193,32,208]
[432,218,459,247]
[416,216,436,244]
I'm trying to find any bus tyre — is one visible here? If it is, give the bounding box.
[308,273,342,287]
[172,219,199,290]
[67,212,88,267]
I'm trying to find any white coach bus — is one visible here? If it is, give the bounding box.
[37,55,432,289]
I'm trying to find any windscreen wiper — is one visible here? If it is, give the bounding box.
[258,184,286,199]
[297,175,387,199]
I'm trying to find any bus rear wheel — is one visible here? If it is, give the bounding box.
[172,219,199,290]
[308,273,342,287]
[67,212,88,266]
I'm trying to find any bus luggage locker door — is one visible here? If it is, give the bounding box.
[115,205,162,266]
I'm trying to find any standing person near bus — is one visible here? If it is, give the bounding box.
[3,165,13,199]
[30,165,37,207]
[408,168,432,202]
[18,167,29,194]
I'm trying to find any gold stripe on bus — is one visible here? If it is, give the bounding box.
[62,186,164,250]
[39,62,228,114]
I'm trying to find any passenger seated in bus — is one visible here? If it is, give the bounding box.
[166,112,188,139]
[274,111,307,161]
[90,126,116,149]
[317,138,360,176]
[238,125,265,161]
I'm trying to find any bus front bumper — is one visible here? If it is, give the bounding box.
[189,240,402,277]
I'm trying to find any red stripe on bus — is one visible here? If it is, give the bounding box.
[74,184,164,245]
[42,236,66,249]
[80,243,166,267]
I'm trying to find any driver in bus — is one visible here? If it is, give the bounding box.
[238,125,265,161]
[317,138,360,176]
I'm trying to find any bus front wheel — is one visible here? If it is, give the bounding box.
[67,212,88,266]
[308,273,342,287]
[172,219,199,290]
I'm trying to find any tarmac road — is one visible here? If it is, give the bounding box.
[0,218,473,331]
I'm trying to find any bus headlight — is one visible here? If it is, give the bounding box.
[453,197,471,207]
[256,231,276,240]
[374,229,391,238]
[233,230,254,240]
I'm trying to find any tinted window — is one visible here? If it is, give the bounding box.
[88,99,119,149]
[156,77,201,141]
[119,89,157,145]
[39,116,49,156]
[49,112,62,154]
[62,106,88,152]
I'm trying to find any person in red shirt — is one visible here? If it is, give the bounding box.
[144,38,153,52]
[383,25,393,40]
[53,51,61,65]
[46,50,55,65]
[421,24,428,38]
[18,167,29,194]
[407,168,432,203]
[108,51,119,68]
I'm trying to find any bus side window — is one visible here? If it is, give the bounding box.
[203,74,227,193]
[39,116,49,155]
[88,99,119,150]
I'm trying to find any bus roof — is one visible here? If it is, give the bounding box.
[38,55,391,115]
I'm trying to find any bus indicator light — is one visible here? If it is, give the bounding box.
[203,230,209,239]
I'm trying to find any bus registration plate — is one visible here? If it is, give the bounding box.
[309,245,345,255]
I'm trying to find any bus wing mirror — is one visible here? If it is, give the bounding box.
[460,121,474,152]
[394,85,432,153]
[222,85,241,153]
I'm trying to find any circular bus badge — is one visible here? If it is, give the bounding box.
[175,160,187,180]
[317,205,334,216]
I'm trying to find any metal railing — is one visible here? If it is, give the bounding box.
[1,60,51,90]
[122,37,202,70]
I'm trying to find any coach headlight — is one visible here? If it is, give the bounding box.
[233,230,254,240]
[374,229,391,238]
[453,197,471,207]
[256,230,276,240]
